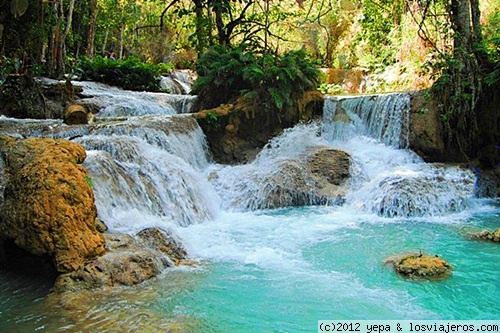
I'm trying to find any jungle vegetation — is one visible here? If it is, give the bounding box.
[0,0,499,161]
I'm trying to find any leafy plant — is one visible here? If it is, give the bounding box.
[76,56,174,91]
[192,46,320,111]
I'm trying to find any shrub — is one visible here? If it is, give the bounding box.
[191,46,320,111]
[76,56,174,91]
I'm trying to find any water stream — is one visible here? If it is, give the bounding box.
[0,86,498,332]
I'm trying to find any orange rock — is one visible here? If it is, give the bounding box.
[0,137,105,273]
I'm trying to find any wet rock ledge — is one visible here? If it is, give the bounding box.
[0,136,189,292]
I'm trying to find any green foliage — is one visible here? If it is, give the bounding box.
[84,176,93,188]
[192,46,320,111]
[318,83,347,95]
[204,111,222,128]
[10,0,29,18]
[76,56,173,91]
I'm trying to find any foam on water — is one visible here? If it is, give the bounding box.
[1,87,498,331]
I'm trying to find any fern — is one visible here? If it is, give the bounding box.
[192,46,320,111]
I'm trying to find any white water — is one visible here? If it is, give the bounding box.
[74,80,197,116]
[1,89,497,330]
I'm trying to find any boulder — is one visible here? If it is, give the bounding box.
[409,90,446,162]
[0,136,105,273]
[136,227,188,265]
[54,228,190,292]
[385,253,453,280]
[472,229,500,243]
[195,91,324,164]
[212,146,351,210]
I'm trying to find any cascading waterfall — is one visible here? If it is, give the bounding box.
[323,93,411,148]
[210,123,333,211]
[73,80,197,116]
[159,70,195,95]
[322,93,477,218]
[77,136,217,229]
[1,83,498,332]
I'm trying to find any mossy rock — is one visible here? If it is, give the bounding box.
[386,253,453,280]
[472,229,500,243]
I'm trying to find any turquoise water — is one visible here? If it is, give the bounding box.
[1,92,499,332]
[1,203,498,332]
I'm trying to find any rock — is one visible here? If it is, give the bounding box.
[54,233,163,292]
[472,229,500,243]
[0,75,47,119]
[0,136,105,273]
[95,218,108,233]
[409,90,446,162]
[385,253,453,280]
[307,147,351,198]
[54,228,190,292]
[319,68,367,94]
[136,227,188,265]
[64,104,89,125]
[212,146,351,210]
[195,91,324,164]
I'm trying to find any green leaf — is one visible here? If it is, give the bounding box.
[10,0,29,18]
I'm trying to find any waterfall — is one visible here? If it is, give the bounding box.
[0,112,217,231]
[71,115,217,230]
[0,86,479,228]
[72,80,197,116]
[209,123,338,211]
[79,138,217,229]
[322,92,476,218]
[323,93,410,148]
[159,70,195,95]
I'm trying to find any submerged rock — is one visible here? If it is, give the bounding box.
[0,136,105,273]
[211,146,351,210]
[385,253,453,280]
[472,229,500,243]
[54,228,190,292]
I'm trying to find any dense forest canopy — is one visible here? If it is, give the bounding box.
[0,0,498,165]
[1,0,498,88]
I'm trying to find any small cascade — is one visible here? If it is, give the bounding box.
[80,137,218,229]
[90,115,210,170]
[159,70,195,95]
[72,81,196,116]
[322,92,477,218]
[323,93,411,148]
[346,163,476,217]
[209,123,340,211]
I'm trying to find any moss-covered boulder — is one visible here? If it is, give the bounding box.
[385,253,453,280]
[0,136,105,273]
[194,91,324,164]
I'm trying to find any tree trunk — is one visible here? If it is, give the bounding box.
[86,0,98,58]
[439,0,481,160]
[56,0,75,75]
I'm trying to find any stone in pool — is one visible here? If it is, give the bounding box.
[472,229,500,243]
[385,253,453,280]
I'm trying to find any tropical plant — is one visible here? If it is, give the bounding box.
[76,56,173,91]
[192,45,320,111]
